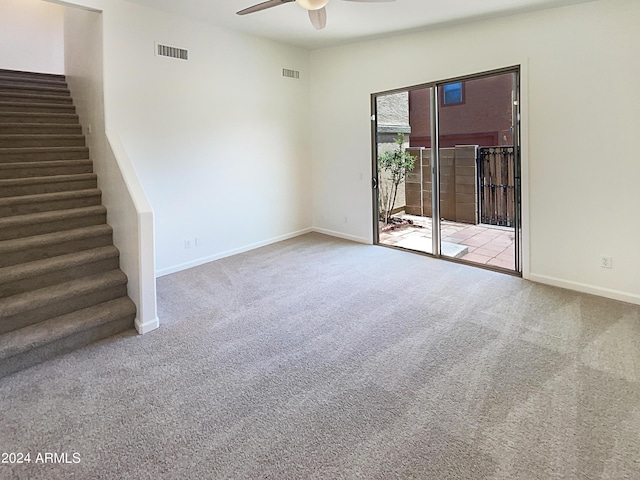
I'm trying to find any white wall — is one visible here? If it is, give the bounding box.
[0,0,64,73]
[51,0,312,276]
[103,2,313,275]
[310,0,640,304]
[64,6,158,334]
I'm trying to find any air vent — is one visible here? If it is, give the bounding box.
[282,68,300,79]
[156,43,188,61]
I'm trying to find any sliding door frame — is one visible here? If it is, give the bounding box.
[430,86,441,258]
[372,65,522,276]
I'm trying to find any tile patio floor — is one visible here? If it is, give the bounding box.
[379,214,516,271]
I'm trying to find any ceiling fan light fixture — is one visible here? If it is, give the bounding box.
[295,0,330,11]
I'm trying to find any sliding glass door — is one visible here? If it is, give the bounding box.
[373,67,521,274]
[374,88,435,255]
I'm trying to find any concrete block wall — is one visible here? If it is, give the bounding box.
[405,145,478,224]
[453,146,478,224]
[404,147,427,216]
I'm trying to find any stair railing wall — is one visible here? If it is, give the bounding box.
[104,132,158,334]
[64,6,158,334]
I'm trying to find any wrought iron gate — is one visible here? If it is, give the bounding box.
[477,146,515,227]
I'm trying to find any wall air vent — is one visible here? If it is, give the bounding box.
[156,43,188,61]
[282,68,300,79]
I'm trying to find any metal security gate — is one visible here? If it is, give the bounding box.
[478,146,515,227]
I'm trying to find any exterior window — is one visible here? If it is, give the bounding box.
[442,82,464,106]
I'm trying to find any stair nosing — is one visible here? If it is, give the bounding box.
[0,224,112,254]
[0,159,91,169]
[0,70,65,79]
[0,205,106,228]
[0,84,68,92]
[0,123,81,129]
[0,83,69,92]
[0,77,67,85]
[0,112,78,119]
[0,245,118,286]
[0,188,100,207]
[0,146,88,154]
[0,92,72,101]
[0,134,85,139]
[0,245,118,284]
[0,270,127,317]
[0,101,74,109]
[0,72,66,80]
[0,297,135,361]
[0,83,67,88]
[0,173,96,187]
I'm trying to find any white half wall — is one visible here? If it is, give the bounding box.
[0,0,64,73]
[310,0,640,304]
[64,6,158,333]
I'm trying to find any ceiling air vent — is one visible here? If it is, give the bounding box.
[282,68,300,79]
[156,43,188,61]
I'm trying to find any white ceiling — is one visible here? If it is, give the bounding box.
[125,0,597,49]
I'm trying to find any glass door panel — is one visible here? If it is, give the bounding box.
[375,88,435,255]
[437,72,520,272]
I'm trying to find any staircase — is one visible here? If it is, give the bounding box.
[0,69,136,378]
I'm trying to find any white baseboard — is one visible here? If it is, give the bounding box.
[529,273,640,306]
[312,228,370,245]
[135,315,160,334]
[156,228,314,277]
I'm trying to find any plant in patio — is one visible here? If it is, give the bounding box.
[378,133,416,224]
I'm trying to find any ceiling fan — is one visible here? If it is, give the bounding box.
[237,0,395,31]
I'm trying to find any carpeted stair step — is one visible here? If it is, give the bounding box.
[0,92,73,105]
[0,112,79,125]
[0,269,129,335]
[0,123,82,135]
[0,296,135,379]
[0,134,85,148]
[0,69,138,377]
[0,246,120,298]
[0,82,70,97]
[0,75,67,89]
[0,173,96,197]
[0,205,106,241]
[0,224,113,268]
[0,101,76,114]
[0,69,66,82]
[0,160,93,179]
[0,146,88,162]
[0,74,67,85]
[0,73,66,82]
[0,188,101,217]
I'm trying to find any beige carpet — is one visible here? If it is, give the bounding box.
[1,232,639,479]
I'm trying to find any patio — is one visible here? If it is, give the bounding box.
[379,214,516,270]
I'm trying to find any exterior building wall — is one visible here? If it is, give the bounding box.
[377,92,410,214]
[409,73,514,148]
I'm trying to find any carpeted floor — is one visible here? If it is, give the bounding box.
[1,232,639,479]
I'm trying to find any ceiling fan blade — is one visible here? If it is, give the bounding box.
[237,0,295,15]
[308,7,327,30]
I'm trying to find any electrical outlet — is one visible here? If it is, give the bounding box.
[195,237,202,247]
[600,256,613,269]
[184,239,192,249]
